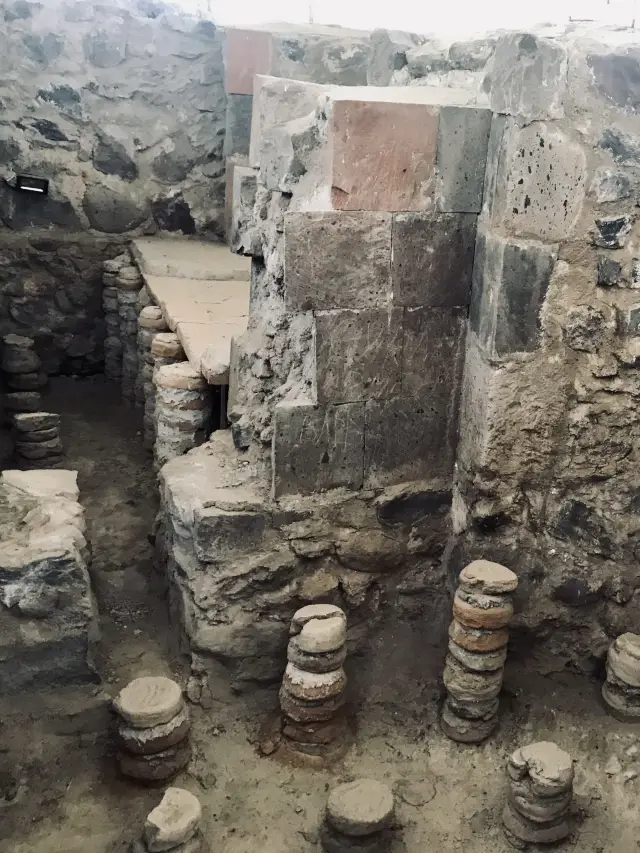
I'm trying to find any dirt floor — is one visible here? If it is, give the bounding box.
[0,378,638,853]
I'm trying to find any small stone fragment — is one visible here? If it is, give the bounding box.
[144,787,202,852]
[597,256,623,287]
[594,215,632,249]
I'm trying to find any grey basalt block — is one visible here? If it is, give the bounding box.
[285,211,392,310]
[402,307,467,399]
[364,394,457,488]
[315,308,403,404]
[391,212,477,308]
[224,94,253,158]
[469,230,557,358]
[437,106,492,213]
[272,401,364,497]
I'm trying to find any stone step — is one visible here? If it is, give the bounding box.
[131,238,250,281]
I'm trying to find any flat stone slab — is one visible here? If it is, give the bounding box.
[176,321,242,385]
[326,779,395,836]
[131,238,250,281]
[114,676,184,728]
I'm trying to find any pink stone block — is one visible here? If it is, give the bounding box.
[330,100,439,211]
[225,29,272,95]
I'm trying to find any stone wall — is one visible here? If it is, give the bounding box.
[0,0,227,372]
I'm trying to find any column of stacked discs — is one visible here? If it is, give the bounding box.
[145,332,185,451]
[137,306,169,424]
[321,780,396,853]
[153,362,211,467]
[602,633,640,721]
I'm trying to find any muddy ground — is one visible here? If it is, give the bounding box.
[0,378,638,853]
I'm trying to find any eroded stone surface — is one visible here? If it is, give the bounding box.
[114,677,183,728]
[326,779,395,837]
[144,788,202,852]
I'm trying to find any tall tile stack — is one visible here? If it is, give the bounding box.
[132,788,203,853]
[146,333,185,451]
[117,262,144,401]
[602,633,640,721]
[441,559,518,743]
[114,676,191,784]
[137,307,169,411]
[12,412,64,470]
[153,363,211,468]
[280,604,349,762]
[321,779,395,853]
[102,253,130,381]
[1,334,47,397]
[502,742,574,846]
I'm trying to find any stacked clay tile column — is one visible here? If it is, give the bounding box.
[602,633,640,721]
[153,363,211,467]
[116,262,144,401]
[321,780,396,853]
[146,333,185,451]
[132,788,203,853]
[102,253,130,382]
[12,412,64,470]
[441,560,518,743]
[137,307,169,412]
[502,742,574,846]
[279,604,348,763]
[114,677,191,784]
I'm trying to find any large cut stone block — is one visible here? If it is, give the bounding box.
[225,28,272,95]
[193,505,268,563]
[391,212,477,308]
[230,165,258,254]
[329,99,438,211]
[223,94,253,158]
[484,33,568,123]
[315,308,403,404]
[225,155,247,241]
[470,230,557,358]
[485,118,586,242]
[284,211,392,310]
[270,31,371,86]
[367,29,424,86]
[402,307,466,399]
[364,395,457,488]
[436,106,492,213]
[249,74,329,168]
[273,401,364,497]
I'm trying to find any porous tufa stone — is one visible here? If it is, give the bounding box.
[12,412,61,432]
[287,637,347,673]
[152,333,185,359]
[448,619,509,652]
[144,787,202,852]
[117,706,190,755]
[452,590,514,630]
[607,633,640,688]
[458,560,518,594]
[326,779,395,837]
[290,603,346,633]
[508,742,574,796]
[118,740,191,783]
[114,676,184,728]
[154,363,208,391]
[283,663,346,701]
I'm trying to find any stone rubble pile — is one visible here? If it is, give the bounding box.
[602,633,640,721]
[145,332,185,451]
[280,604,349,762]
[502,742,574,846]
[321,779,395,853]
[1,334,47,408]
[114,676,191,784]
[441,560,518,743]
[131,787,203,853]
[153,363,211,468]
[11,412,64,470]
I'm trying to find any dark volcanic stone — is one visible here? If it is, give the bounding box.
[601,127,640,163]
[37,84,81,107]
[22,32,62,66]
[92,133,137,182]
[594,216,632,249]
[597,256,622,287]
[151,195,196,234]
[552,577,602,607]
[31,119,68,142]
[0,184,81,229]
[4,1,35,21]
[552,499,614,557]
[376,487,452,525]
[588,53,640,111]
[82,184,149,233]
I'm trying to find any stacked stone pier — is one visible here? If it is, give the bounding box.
[321,780,396,853]
[131,788,203,853]
[502,742,574,847]
[114,676,191,784]
[145,333,185,450]
[102,254,129,382]
[602,633,640,721]
[1,334,47,400]
[153,364,212,468]
[441,560,518,742]
[12,412,64,470]
[137,307,169,413]
[278,604,349,763]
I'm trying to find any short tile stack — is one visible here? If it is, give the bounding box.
[137,307,168,412]
[116,262,144,401]
[131,788,203,853]
[280,604,348,762]
[602,632,640,721]
[321,779,395,853]
[502,742,574,846]
[153,363,211,468]
[12,412,64,470]
[145,333,185,451]
[114,676,191,784]
[102,253,132,381]
[441,559,518,743]
[1,334,47,398]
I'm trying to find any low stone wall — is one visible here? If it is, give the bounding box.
[0,469,97,692]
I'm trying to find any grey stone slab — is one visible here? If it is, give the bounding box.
[588,52,640,111]
[285,212,392,310]
[470,230,557,358]
[270,32,371,86]
[437,106,492,213]
[272,401,364,497]
[193,505,268,562]
[315,308,403,404]
[364,394,457,488]
[402,307,466,399]
[391,212,477,308]
[224,94,253,158]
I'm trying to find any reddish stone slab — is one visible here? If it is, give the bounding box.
[330,100,439,211]
[225,28,272,95]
